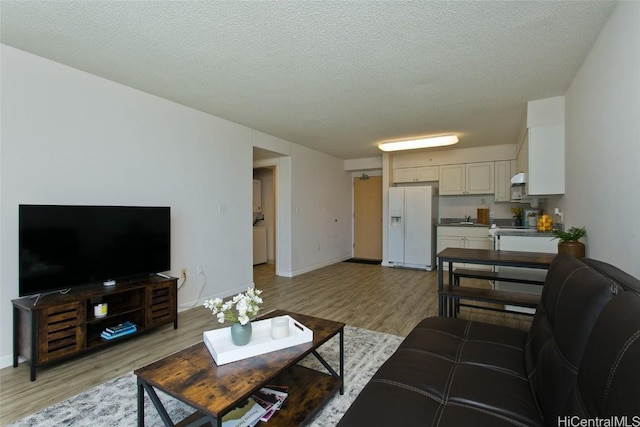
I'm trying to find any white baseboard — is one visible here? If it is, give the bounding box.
[180,282,257,311]
[287,255,351,277]
[0,354,20,369]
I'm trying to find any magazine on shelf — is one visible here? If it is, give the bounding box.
[221,397,267,427]
[252,386,289,422]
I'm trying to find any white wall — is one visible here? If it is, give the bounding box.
[290,144,352,275]
[0,45,352,366]
[563,2,640,278]
[251,130,353,277]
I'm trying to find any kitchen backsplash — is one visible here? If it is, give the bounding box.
[437,194,559,227]
[439,195,521,221]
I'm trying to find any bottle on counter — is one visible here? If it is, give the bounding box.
[477,199,490,225]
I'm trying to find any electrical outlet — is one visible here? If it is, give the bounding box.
[181,268,187,280]
[489,211,495,217]
[197,265,204,275]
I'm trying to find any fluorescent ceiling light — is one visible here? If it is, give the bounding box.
[378,134,459,152]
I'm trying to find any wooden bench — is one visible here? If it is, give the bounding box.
[439,285,541,316]
[439,268,545,317]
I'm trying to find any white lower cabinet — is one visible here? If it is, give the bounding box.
[253,226,267,265]
[436,226,491,270]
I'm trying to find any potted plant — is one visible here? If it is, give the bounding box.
[203,288,263,346]
[510,207,523,227]
[552,226,587,257]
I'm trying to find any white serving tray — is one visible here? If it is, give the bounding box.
[203,315,313,365]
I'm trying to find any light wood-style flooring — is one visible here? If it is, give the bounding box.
[0,262,531,425]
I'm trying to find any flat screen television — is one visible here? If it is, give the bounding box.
[19,205,171,297]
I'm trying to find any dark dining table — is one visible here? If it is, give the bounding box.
[436,247,557,317]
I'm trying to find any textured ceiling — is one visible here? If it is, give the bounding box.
[0,1,616,159]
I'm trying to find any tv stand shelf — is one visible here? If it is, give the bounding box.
[12,276,177,381]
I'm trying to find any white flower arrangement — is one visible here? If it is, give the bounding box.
[203,288,263,325]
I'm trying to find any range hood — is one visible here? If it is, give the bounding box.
[510,172,540,207]
[510,172,527,185]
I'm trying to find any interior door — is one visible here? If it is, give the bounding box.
[353,175,382,260]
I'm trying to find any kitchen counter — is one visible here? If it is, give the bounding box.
[437,219,556,237]
[437,223,490,228]
[495,228,554,238]
[438,218,514,228]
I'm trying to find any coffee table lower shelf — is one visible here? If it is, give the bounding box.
[136,311,345,427]
[175,364,341,427]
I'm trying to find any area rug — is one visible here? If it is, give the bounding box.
[8,326,403,427]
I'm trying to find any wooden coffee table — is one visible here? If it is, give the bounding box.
[134,310,345,426]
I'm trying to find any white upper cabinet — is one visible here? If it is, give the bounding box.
[494,160,515,202]
[393,166,439,183]
[527,126,564,195]
[416,166,439,182]
[440,162,494,195]
[439,164,465,194]
[517,96,565,196]
[466,162,495,194]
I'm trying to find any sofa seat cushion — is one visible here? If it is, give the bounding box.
[337,317,543,427]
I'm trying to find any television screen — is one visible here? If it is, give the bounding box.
[19,205,171,296]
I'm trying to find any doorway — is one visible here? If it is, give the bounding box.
[353,175,382,261]
[253,166,275,267]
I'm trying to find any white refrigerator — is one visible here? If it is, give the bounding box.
[388,186,439,270]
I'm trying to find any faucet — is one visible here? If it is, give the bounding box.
[465,215,471,223]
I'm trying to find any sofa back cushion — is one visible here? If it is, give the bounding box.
[525,254,621,422]
[562,291,640,419]
[582,257,640,294]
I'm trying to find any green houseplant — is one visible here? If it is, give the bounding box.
[552,226,587,257]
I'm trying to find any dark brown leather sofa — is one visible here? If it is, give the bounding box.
[337,254,640,426]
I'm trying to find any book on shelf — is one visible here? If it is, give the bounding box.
[100,328,137,340]
[105,321,137,334]
[221,397,267,427]
[101,321,138,340]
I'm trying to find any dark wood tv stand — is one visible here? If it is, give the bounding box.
[12,275,178,381]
